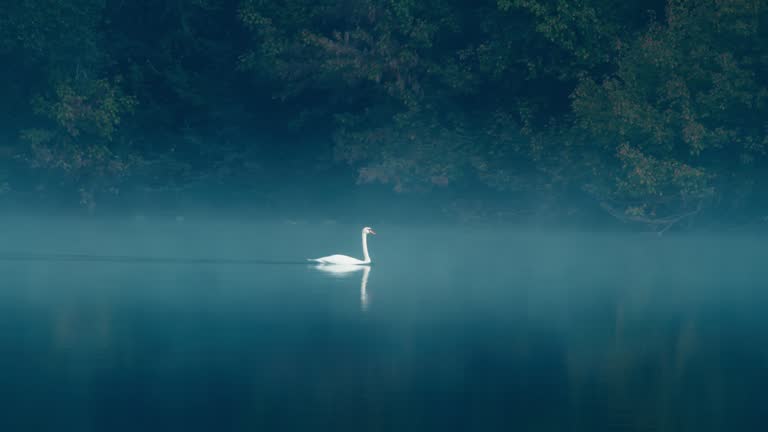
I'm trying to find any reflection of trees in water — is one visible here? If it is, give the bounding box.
[54,304,113,353]
[48,292,124,385]
[563,281,745,432]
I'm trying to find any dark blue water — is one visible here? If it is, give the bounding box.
[0,221,766,431]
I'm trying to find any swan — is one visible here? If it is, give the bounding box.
[308,227,376,265]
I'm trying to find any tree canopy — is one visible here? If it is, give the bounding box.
[1,0,767,227]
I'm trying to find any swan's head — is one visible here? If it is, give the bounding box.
[363,226,376,235]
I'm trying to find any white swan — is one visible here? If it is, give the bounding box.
[308,227,376,265]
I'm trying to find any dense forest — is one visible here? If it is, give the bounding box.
[1,0,768,229]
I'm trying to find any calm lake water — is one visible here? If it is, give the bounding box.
[1,220,766,431]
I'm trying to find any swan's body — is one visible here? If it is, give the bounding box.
[308,227,375,265]
[311,254,368,265]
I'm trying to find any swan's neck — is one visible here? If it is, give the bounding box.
[361,232,371,263]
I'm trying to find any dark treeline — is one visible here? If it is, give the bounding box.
[2,0,768,229]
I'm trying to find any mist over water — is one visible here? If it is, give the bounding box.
[0,216,765,431]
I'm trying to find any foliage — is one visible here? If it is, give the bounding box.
[33,79,136,140]
[19,78,136,209]
[0,0,106,74]
[572,0,768,221]
[1,0,768,225]
[238,0,576,197]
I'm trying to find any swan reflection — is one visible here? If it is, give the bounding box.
[312,265,371,311]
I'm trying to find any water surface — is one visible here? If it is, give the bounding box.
[0,221,766,431]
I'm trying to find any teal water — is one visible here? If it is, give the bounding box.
[0,222,766,431]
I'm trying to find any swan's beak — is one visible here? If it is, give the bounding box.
[369,229,376,235]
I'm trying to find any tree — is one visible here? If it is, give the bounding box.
[20,78,136,209]
[572,0,768,228]
[238,0,579,198]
